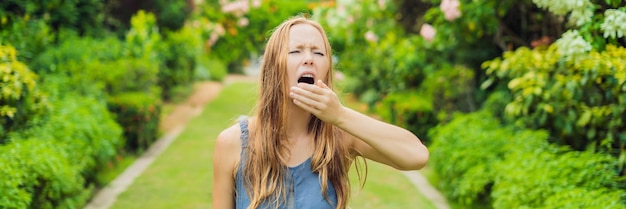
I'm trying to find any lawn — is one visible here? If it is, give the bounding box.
[111,81,436,209]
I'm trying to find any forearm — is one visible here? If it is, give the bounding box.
[335,107,429,170]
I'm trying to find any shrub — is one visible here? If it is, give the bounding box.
[99,58,160,95]
[30,35,125,98]
[0,139,89,209]
[0,0,106,35]
[0,45,49,141]
[0,18,53,63]
[107,91,161,153]
[159,25,202,100]
[32,34,162,155]
[482,45,626,152]
[429,111,520,205]
[196,55,228,82]
[421,64,477,121]
[493,148,625,209]
[11,92,124,185]
[375,90,436,143]
[31,35,124,73]
[124,10,161,61]
[429,111,626,208]
[148,0,191,32]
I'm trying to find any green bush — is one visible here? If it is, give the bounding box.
[0,139,90,209]
[159,25,202,100]
[196,55,228,82]
[421,64,477,121]
[31,25,162,155]
[32,35,159,97]
[0,18,53,63]
[0,45,49,141]
[31,35,125,97]
[124,10,161,61]
[32,35,125,71]
[429,111,518,205]
[482,45,626,152]
[98,58,160,96]
[429,111,626,208]
[493,147,624,209]
[12,92,124,185]
[102,0,190,35]
[107,91,161,153]
[0,0,106,35]
[375,90,436,143]
[148,0,191,32]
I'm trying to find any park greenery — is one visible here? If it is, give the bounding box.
[0,0,625,208]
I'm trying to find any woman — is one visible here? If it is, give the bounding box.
[212,16,429,209]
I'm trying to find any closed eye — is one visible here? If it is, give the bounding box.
[289,50,300,54]
[314,52,325,56]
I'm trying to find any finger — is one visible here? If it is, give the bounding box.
[317,80,330,89]
[290,86,324,101]
[297,83,324,94]
[293,99,321,115]
[290,91,323,108]
[291,84,324,99]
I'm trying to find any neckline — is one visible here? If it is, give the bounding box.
[288,157,312,170]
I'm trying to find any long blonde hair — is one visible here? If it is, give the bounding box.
[243,16,358,209]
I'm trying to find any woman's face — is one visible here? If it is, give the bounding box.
[286,24,330,88]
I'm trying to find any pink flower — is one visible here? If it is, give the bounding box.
[347,16,354,24]
[208,32,219,47]
[237,18,249,27]
[420,24,436,42]
[334,71,345,82]
[252,0,261,8]
[364,31,378,42]
[192,20,200,28]
[440,0,461,21]
[215,24,225,36]
[378,0,386,10]
[338,5,347,15]
[221,0,249,15]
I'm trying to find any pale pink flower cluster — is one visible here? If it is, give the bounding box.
[365,31,379,42]
[207,33,219,47]
[440,0,461,21]
[420,23,436,42]
[378,0,386,10]
[238,18,249,27]
[207,24,226,47]
[221,0,250,16]
[252,0,261,8]
[334,71,345,82]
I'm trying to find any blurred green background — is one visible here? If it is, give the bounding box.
[1,0,625,208]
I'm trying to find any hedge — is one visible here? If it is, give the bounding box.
[429,111,625,208]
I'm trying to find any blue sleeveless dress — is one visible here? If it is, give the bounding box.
[235,117,337,209]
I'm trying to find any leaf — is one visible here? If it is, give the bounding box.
[577,110,592,127]
[508,77,523,89]
[586,127,596,139]
[542,104,554,113]
[480,78,494,90]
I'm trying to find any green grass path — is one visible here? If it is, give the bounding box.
[111,81,436,209]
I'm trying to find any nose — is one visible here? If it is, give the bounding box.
[303,51,314,65]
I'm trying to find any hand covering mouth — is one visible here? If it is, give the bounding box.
[297,74,315,84]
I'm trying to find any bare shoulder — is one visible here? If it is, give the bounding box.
[212,123,242,208]
[214,123,243,176]
[215,124,243,156]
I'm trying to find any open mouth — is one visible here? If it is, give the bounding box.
[297,74,315,84]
